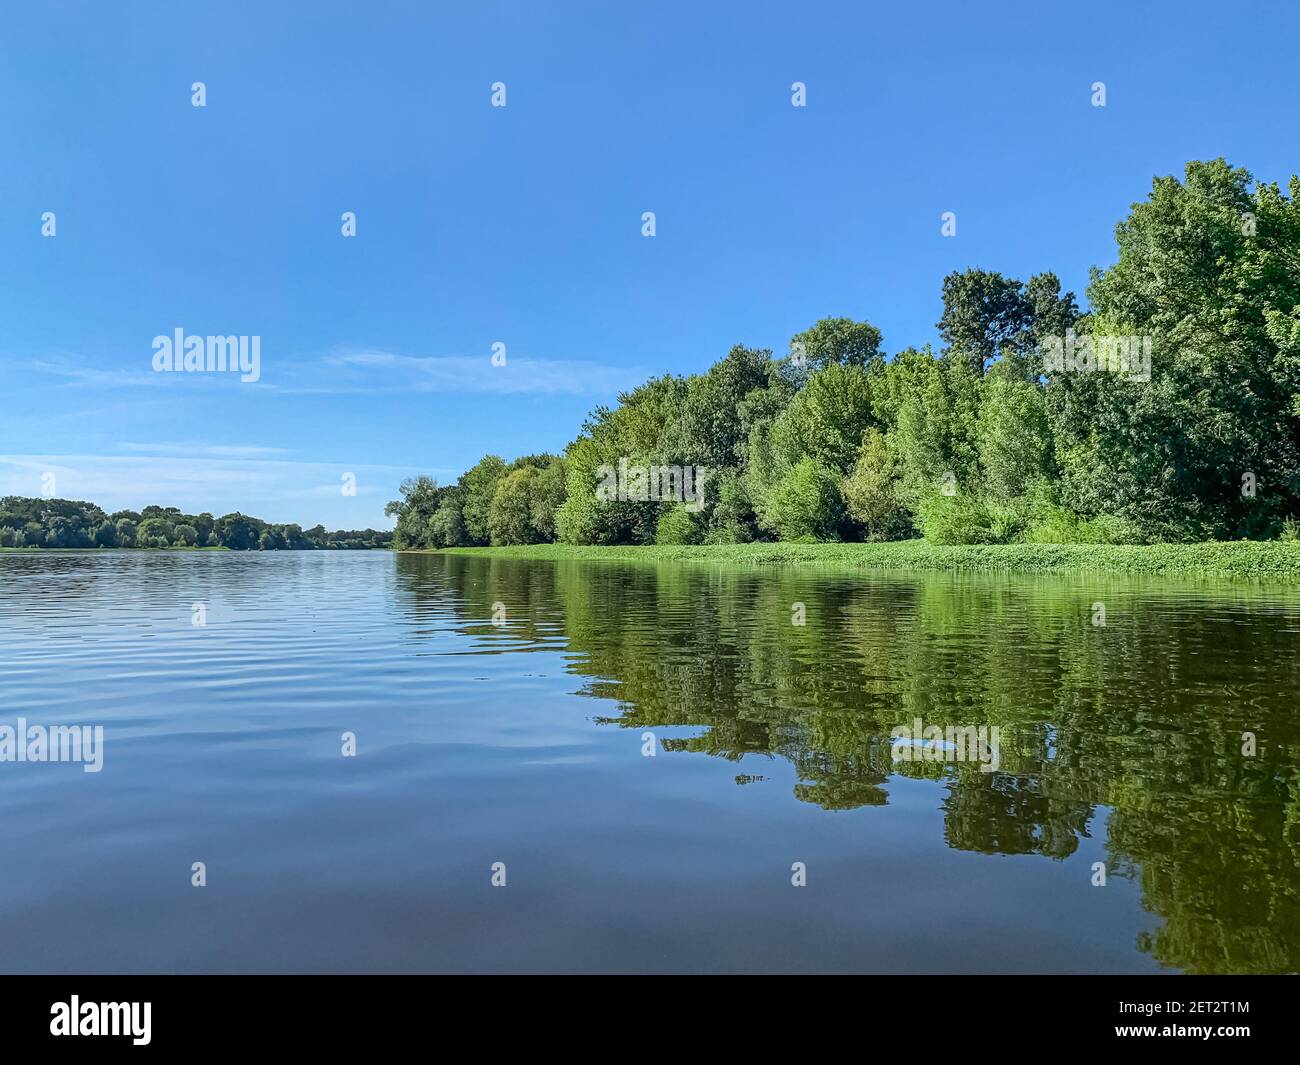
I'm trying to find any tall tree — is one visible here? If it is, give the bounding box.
[1052,159,1300,539]
[790,317,884,371]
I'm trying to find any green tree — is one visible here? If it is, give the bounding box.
[790,317,884,371]
[842,428,909,540]
[136,516,173,545]
[705,469,758,543]
[938,268,1078,378]
[279,523,310,550]
[217,513,261,550]
[655,504,701,545]
[460,456,507,546]
[43,515,92,547]
[1052,159,1300,539]
[114,518,138,547]
[662,346,773,472]
[768,363,875,476]
[428,493,468,547]
[890,354,982,505]
[193,512,216,547]
[762,458,844,541]
[384,476,443,550]
[555,376,687,544]
[489,466,541,545]
[938,269,1033,376]
[528,458,567,542]
[978,371,1054,500]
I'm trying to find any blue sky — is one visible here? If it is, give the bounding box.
[3,0,1299,528]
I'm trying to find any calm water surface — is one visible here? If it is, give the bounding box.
[2,550,1299,973]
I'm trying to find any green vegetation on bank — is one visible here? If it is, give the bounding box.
[434,541,1300,579]
[389,159,1300,554]
[0,497,391,550]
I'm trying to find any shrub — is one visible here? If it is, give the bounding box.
[1019,502,1145,545]
[842,429,910,541]
[488,467,539,545]
[917,493,1007,544]
[428,496,467,547]
[762,458,844,541]
[114,518,138,547]
[655,504,701,545]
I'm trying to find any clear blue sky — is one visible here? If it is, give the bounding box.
[3,0,1298,528]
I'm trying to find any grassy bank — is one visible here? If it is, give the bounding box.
[431,541,1300,579]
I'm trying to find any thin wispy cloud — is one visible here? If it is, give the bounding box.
[23,359,173,389]
[18,349,645,398]
[117,442,295,458]
[280,350,647,396]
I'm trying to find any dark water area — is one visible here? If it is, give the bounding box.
[2,550,1298,973]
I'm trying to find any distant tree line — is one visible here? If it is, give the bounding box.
[388,160,1300,548]
[0,497,392,550]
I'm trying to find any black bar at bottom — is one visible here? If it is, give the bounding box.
[0,974,1289,1051]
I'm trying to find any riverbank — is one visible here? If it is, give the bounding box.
[431,541,1300,579]
[0,546,391,553]
[0,545,228,552]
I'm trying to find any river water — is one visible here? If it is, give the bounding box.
[1,550,1297,973]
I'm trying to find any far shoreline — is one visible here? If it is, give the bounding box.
[0,546,391,553]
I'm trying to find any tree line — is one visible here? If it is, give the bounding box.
[0,497,392,550]
[388,160,1300,549]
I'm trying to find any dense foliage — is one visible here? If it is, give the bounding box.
[386,160,1300,548]
[0,497,391,550]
